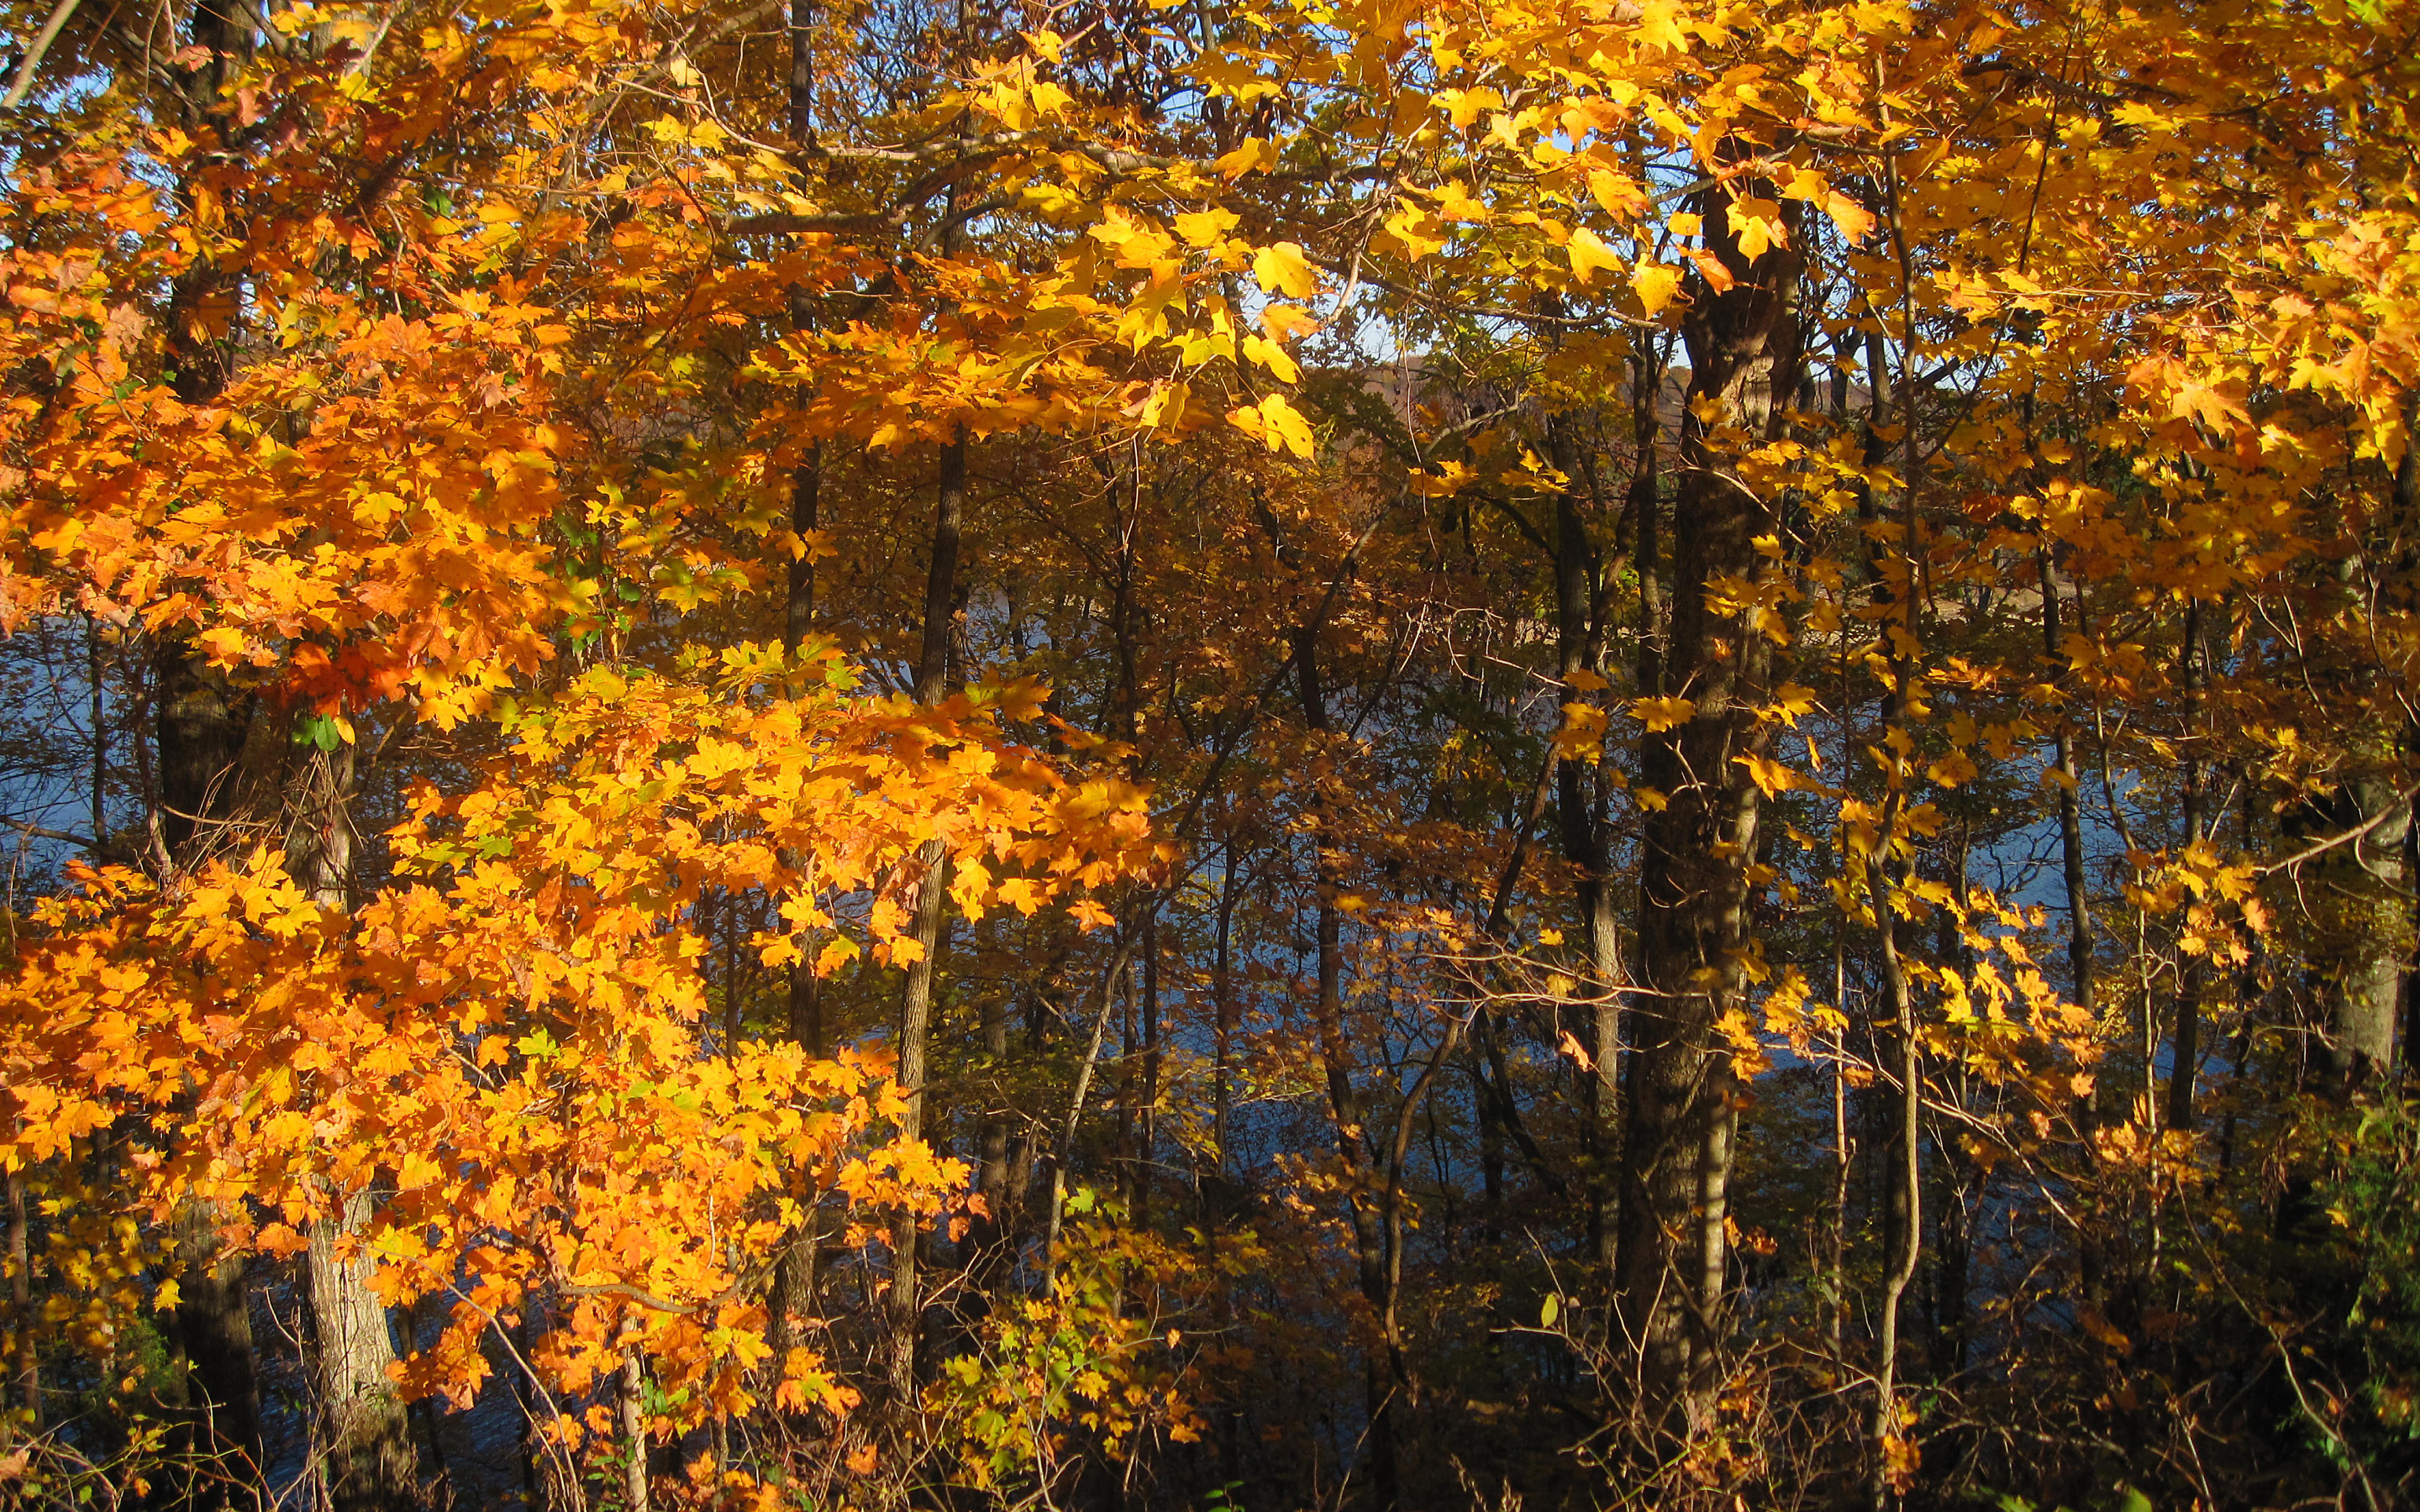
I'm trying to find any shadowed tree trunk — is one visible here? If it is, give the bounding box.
[887,431,963,1417]
[1544,415,1629,1284]
[767,0,828,1380]
[152,555,268,1512]
[1295,623,1399,1511]
[1614,171,1800,1444]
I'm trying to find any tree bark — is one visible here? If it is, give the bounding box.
[1614,173,1798,1441]
[1295,624,1398,1511]
[2168,596,2206,1135]
[166,1202,265,1503]
[619,1348,650,1512]
[886,432,964,1415]
[2289,780,2413,1090]
[153,649,268,1507]
[1545,416,1627,1284]
[308,1190,416,1512]
[285,734,417,1512]
[8,1161,36,1431]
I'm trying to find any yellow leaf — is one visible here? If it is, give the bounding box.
[1553,701,1609,760]
[197,626,251,664]
[1216,137,1277,178]
[1409,459,1474,496]
[1242,334,1301,383]
[1737,753,1798,796]
[1255,394,1317,459]
[1253,240,1318,299]
[1631,696,1697,732]
[1927,751,1980,788]
[1175,207,1240,247]
[1380,204,1447,260]
[1556,1030,1597,1071]
[1262,304,1322,341]
[1728,197,1786,262]
[1637,0,1690,53]
[1435,87,1503,129]
[1566,227,1623,284]
[1139,379,1192,428]
[1587,168,1645,218]
[1632,261,1684,315]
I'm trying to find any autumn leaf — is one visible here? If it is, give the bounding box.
[1633,261,1685,314]
[1252,241,1318,299]
[1566,227,1624,284]
[1631,696,1697,732]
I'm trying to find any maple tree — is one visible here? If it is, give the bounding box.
[3,0,2420,1507]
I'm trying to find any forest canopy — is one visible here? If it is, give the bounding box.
[3,0,2419,1507]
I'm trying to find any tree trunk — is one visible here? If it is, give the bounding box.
[886,431,964,1415]
[166,1202,265,1502]
[2169,596,2206,1135]
[1545,417,1626,1285]
[1614,173,1799,1442]
[8,1162,36,1431]
[619,1348,650,1512]
[2037,543,2112,1321]
[1295,624,1398,1511]
[308,1190,416,1512]
[153,660,267,1501]
[290,741,418,1512]
[2290,780,2413,1091]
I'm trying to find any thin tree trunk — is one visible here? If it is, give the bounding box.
[1869,154,1928,1503]
[1545,416,1627,1284]
[7,1160,34,1431]
[1615,164,1799,1446]
[2169,596,2205,1134]
[619,1348,650,1512]
[1139,916,1160,1228]
[2038,543,2110,1318]
[1212,841,1241,1179]
[1294,624,1397,1511]
[886,431,964,1414]
[766,0,828,1380]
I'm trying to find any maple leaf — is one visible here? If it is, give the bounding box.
[1736,753,1800,796]
[1232,394,1317,458]
[1252,241,1318,299]
[1174,207,1240,247]
[1635,0,1690,54]
[1566,227,1624,285]
[1632,261,1685,315]
[1728,197,1787,262]
[1631,696,1697,732]
[1552,701,1609,761]
[1216,138,1277,178]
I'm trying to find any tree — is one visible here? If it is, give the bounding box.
[5,0,2420,1508]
